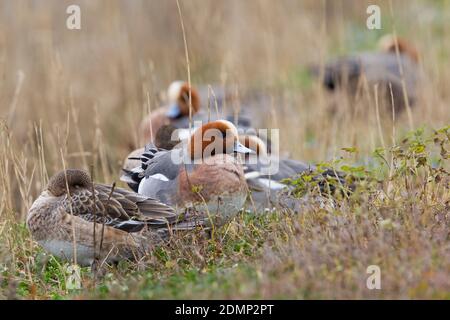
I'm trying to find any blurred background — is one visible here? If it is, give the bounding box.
[0,0,449,218]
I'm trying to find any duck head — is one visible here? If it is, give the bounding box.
[187,120,253,160]
[239,134,269,158]
[47,169,92,197]
[155,124,181,150]
[378,34,419,63]
[166,81,201,119]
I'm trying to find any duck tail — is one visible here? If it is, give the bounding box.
[120,167,143,193]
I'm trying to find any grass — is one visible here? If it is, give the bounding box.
[0,0,449,299]
[1,126,448,299]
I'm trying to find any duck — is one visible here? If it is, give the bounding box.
[140,81,201,143]
[240,135,348,211]
[122,120,253,227]
[121,124,183,192]
[140,81,255,144]
[131,118,270,173]
[27,169,178,266]
[313,34,420,113]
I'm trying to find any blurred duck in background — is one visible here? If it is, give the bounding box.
[140,81,201,143]
[312,34,421,113]
[124,125,350,213]
[239,135,350,211]
[140,81,253,145]
[123,124,182,179]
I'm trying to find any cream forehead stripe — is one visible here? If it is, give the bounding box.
[377,34,397,51]
[167,80,185,103]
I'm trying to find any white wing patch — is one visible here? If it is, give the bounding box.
[149,173,170,182]
[131,166,143,173]
[257,178,286,190]
[244,171,261,180]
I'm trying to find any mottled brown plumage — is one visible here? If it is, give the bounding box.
[27,169,177,265]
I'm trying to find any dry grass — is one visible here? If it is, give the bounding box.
[0,0,449,299]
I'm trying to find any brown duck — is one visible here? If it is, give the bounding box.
[27,169,177,266]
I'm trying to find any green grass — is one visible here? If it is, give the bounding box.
[1,126,448,299]
[0,0,449,300]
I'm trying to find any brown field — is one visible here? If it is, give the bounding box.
[0,0,449,299]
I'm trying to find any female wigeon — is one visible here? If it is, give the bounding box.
[314,34,420,113]
[123,120,253,227]
[27,169,177,266]
[240,135,347,211]
[140,81,201,143]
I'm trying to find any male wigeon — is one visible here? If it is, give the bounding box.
[314,34,420,112]
[27,169,177,266]
[122,120,253,227]
[240,135,347,211]
[121,124,184,192]
[122,124,182,191]
[140,81,254,144]
[140,81,201,143]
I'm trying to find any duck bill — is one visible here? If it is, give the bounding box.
[234,141,254,154]
[166,104,181,119]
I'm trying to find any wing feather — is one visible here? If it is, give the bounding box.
[62,184,176,233]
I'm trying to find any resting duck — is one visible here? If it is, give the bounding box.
[140,81,254,144]
[315,34,420,112]
[240,135,347,211]
[27,169,177,266]
[140,81,201,143]
[123,120,253,227]
[122,124,182,183]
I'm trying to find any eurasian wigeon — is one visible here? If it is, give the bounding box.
[123,120,253,227]
[121,124,183,192]
[140,81,201,143]
[140,81,254,144]
[27,169,177,266]
[314,34,420,112]
[240,135,347,211]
